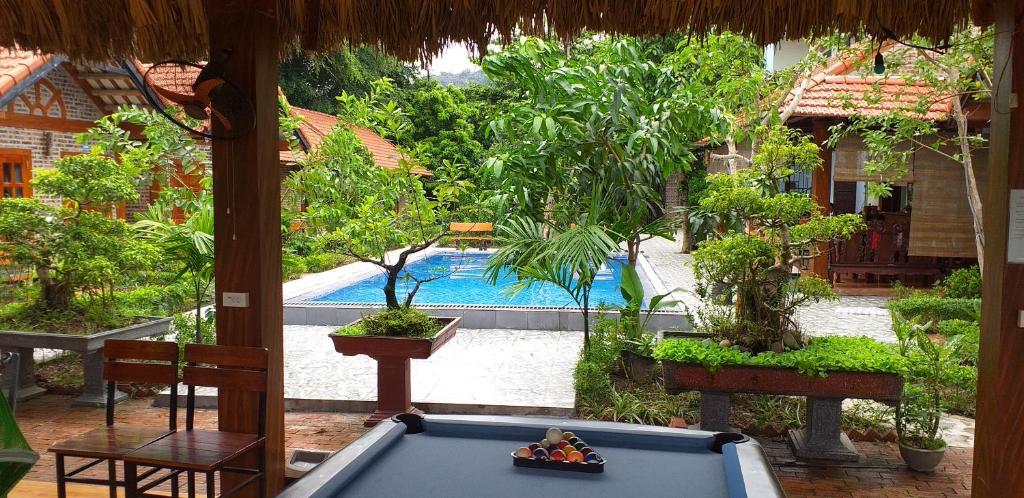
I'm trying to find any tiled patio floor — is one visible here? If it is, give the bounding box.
[13,395,972,497]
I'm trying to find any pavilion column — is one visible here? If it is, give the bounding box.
[207,0,284,495]
[810,120,833,279]
[973,0,1024,495]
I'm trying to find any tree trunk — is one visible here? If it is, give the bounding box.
[626,236,640,268]
[581,292,590,350]
[949,72,986,272]
[383,269,401,309]
[678,179,692,253]
[37,267,71,310]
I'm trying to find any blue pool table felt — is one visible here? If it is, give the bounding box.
[289,416,770,498]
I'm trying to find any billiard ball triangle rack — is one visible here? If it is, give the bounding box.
[511,427,606,473]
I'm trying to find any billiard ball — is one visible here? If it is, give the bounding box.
[567,437,579,445]
[566,451,584,463]
[562,432,575,440]
[546,427,563,443]
[515,447,533,458]
[558,441,571,449]
[532,448,549,460]
[573,442,587,451]
[528,443,540,451]
[579,447,592,456]
[584,452,601,463]
[550,449,566,461]
[540,438,550,448]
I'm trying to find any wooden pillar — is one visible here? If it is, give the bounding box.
[973,0,1024,495]
[207,0,284,494]
[810,120,833,278]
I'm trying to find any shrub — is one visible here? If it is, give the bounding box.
[282,252,308,279]
[172,310,215,364]
[338,307,441,338]
[888,296,980,326]
[937,266,981,299]
[937,319,978,338]
[572,320,623,404]
[303,253,351,273]
[654,336,907,377]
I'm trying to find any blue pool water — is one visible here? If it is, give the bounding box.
[310,252,631,308]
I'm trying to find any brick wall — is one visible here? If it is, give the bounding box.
[663,170,683,218]
[0,126,85,206]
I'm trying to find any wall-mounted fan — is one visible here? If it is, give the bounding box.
[140,49,255,140]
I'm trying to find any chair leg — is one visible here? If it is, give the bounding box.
[124,462,138,498]
[55,454,67,498]
[188,471,196,498]
[171,470,180,498]
[206,472,215,498]
[108,459,117,498]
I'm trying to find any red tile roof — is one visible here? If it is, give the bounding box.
[785,46,954,121]
[291,106,431,176]
[0,49,53,99]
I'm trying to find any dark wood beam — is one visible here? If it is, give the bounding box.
[810,119,833,278]
[972,0,1024,495]
[207,0,284,495]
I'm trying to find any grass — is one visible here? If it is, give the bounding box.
[334,307,442,338]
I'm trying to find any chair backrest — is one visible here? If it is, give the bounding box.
[103,340,180,429]
[182,344,269,435]
[449,222,493,233]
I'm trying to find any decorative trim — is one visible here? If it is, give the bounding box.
[0,112,94,133]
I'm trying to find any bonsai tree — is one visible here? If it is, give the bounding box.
[0,153,157,314]
[691,126,865,353]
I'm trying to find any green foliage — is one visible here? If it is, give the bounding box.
[937,266,982,299]
[618,264,680,355]
[888,296,980,327]
[653,336,907,377]
[172,309,215,365]
[573,320,624,405]
[278,45,411,113]
[336,308,441,338]
[0,154,157,312]
[0,287,168,335]
[691,126,863,352]
[891,314,951,447]
[302,253,352,273]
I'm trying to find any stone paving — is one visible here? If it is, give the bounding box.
[263,325,579,413]
[13,394,975,497]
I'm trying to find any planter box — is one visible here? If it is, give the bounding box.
[329,316,460,427]
[661,361,903,462]
[0,317,173,406]
[662,362,903,401]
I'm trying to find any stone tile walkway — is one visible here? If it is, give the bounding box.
[278,326,579,413]
[14,395,975,497]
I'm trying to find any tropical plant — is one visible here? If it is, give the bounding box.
[0,154,157,311]
[618,264,680,355]
[137,201,214,344]
[691,126,865,352]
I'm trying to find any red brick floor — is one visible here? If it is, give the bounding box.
[14,395,973,496]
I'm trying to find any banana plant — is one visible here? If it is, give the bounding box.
[619,264,682,355]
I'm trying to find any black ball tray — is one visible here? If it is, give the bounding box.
[511,452,606,473]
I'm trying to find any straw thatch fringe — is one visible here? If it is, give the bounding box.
[0,0,979,63]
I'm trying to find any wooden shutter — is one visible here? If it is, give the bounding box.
[0,150,32,198]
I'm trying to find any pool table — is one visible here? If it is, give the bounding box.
[281,414,785,498]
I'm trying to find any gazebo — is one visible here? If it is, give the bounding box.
[0,1,1018,496]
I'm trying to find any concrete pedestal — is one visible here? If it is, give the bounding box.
[697,391,732,433]
[73,348,126,407]
[788,397,860,461]
[1,347,45,402]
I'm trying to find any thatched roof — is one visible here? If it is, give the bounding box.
[0,1,981,63]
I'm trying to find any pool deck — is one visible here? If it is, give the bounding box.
[159,325,582,416]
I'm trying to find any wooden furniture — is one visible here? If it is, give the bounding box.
[123,344,269,498]
[828,211,945,285]
[447,222,494,248]
[49,340,180,498]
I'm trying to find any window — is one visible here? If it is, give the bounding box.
[0,150,32,198]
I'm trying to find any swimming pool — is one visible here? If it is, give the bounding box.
[309,251,631,308]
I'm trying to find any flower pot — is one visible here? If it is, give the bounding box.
[329,316,460,427]
[619,349,658,384]
[899,442,947,472]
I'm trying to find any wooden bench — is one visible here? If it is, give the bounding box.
[447,222,494,248]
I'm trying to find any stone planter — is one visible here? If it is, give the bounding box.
[0,316,173,406]
[329,316,460,427]
[619,349,658,384]
[662,361,903,461]
[899,442,947,472]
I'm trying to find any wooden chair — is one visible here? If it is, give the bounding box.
[49,340,180,498]
[448,222,494,248]
[123,344,269,498]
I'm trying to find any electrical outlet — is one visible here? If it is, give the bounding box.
[222,292,249,308]
[1019,310,1024,329]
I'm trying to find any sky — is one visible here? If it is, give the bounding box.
[421,43,480,75]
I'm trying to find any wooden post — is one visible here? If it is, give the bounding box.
[973,0,1024,495]
[207,0,284,494]
[810,120,833,278]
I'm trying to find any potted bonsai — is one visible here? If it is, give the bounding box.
[299,85,472,426]
[893,316,948,472]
